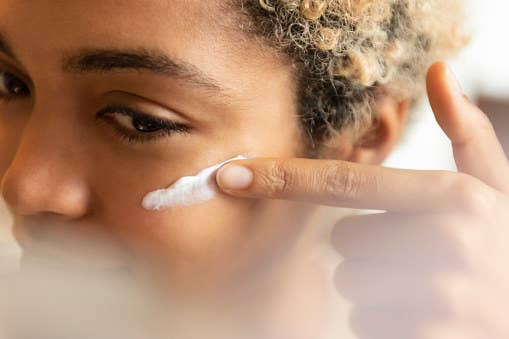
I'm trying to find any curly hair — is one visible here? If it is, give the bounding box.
[236,0,469,152]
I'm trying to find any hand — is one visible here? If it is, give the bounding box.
[215,62,509,338]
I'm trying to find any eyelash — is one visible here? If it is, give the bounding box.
[96,105,191,144]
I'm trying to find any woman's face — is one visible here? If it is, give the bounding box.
[0,0,305,291]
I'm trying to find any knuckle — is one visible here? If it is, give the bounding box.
[321,162,362,201]
[451,174,495,217]
[261,159,292,197]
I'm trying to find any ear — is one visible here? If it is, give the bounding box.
[348,95,409,164]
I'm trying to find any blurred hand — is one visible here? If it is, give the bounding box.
[216,62,509,339]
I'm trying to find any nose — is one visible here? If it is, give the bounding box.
[1,118,91,219]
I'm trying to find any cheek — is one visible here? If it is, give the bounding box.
[87,106,303,285]
[100,191,260,283]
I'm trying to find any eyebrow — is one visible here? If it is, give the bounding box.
[0,31,228,95]
[62,48,228,94]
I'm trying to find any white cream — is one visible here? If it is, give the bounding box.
[142,155,250,210]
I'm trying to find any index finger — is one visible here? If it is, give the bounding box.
[215,157,492,213]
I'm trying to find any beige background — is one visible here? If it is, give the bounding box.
[0,201,11,239]
[0,200,12,241]
[0,200,19,274]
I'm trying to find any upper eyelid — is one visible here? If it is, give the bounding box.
[105,90,193,123]
[97,105,165,121]
[97,105,190,129]
[98,95,192,122]
[97,105,191,143]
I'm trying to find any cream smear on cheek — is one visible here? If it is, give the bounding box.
[142,155,250,210]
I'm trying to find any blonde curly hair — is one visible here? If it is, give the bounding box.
[237,0,469,151]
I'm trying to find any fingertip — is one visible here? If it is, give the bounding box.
[426,63,443,105]
[426,61,466,128]
[426,62,491,147]
[426,61,447,89]
[428,61,464,99]
[216,163,254,192]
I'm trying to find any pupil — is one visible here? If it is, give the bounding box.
[4,73,29,96]
[133,118,162,133]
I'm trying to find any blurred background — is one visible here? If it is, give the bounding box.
[1,0,508,270]
[385,0,509,170]
[0,199,16,275]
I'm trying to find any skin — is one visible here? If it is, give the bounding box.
[0,1,321,337]
[0,0,304,283]
[0,1,402,338]
[217,63,509,339]
[1,0,488,338]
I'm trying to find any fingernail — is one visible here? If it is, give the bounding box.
[446,65,464,95]
[217,165,254,190]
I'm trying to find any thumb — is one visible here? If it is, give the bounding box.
[427,61,509,193]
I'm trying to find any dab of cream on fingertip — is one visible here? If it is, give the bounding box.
[142,155,253,211]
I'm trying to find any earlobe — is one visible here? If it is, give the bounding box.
[348,96,409,165]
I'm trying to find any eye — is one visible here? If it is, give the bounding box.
[115,111,166,133]
[97,105,190,143]
[0,71,30,100]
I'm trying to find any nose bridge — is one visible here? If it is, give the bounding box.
[1,109,91,218]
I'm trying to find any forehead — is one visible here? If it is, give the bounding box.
[0,0,236,70]
[0,0,222,34]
